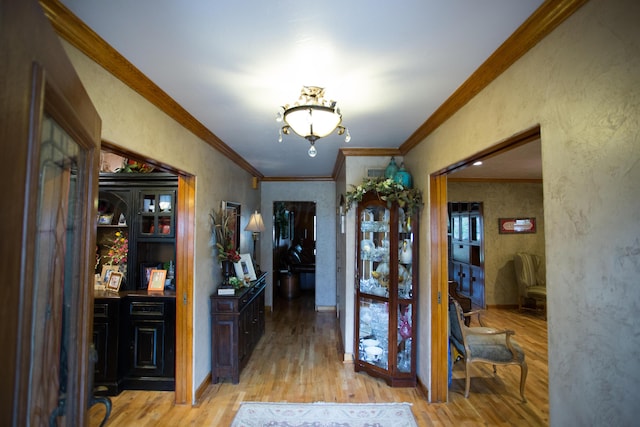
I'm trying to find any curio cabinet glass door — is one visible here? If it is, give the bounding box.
[354,192,418,386]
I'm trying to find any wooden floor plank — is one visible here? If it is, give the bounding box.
[90,291,548,426]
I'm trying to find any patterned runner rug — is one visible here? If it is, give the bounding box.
[230,402,418,427]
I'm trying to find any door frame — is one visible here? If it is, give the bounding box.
[429,126,541,402]
[100,143,195,404]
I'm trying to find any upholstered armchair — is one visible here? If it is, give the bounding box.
[448,297,528,402]
[513,252,546,311]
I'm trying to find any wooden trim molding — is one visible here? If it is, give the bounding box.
[448,178,543,184]
[194,373,212,404]
[400,0,588,153]
[429,173,449,402]
[436,125,541,177]
[39,0,263,180]
[261,176,335,182]
[175,174,196,404]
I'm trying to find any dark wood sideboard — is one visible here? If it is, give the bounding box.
[93,291,176,395]
[210,273,267,384]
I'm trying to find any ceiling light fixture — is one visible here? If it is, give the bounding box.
[277,86,351,157]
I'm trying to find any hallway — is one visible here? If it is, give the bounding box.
[90,291,548,426]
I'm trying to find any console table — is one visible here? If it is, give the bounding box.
[210,272,266,384]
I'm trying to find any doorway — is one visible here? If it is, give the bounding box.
[429,126,546,402]
[99,144,195,405]
[272,201,316,303]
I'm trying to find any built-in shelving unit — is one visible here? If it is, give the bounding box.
[448,202,485,307]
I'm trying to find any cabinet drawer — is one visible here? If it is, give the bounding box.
[94,303,110,319]
[130,301,165,317]
[214,299,238,313]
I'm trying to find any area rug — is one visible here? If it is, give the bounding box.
[230,402,418,427]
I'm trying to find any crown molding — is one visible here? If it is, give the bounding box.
[331,147,402,180]
[261,176,335,182]
[39,0,264,179]
[400,0,588,154]
[448,178,543,184]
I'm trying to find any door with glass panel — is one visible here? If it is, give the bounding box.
[1,2,101,425]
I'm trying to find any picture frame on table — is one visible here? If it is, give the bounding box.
[106,272,123,292]
[234,253,256,282]
[148,269,167,292]
[101,265,120,284]
[140,262,163,289]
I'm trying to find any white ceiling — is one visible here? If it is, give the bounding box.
[449,139,542,180]
[61,0,544,178]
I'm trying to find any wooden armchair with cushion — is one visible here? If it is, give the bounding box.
[448,280,477,326]
[448,297,528,402]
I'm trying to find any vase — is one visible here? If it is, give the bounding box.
[394,162,412,188]
[384,157,399,179]
[221,260,235,285]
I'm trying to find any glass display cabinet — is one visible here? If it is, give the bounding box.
[354,192,418,386]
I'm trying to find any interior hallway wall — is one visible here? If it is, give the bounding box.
[405,0,640,422]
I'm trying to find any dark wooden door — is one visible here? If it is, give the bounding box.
[0,1,101,425]
[131,320,167,376]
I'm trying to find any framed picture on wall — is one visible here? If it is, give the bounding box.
[499,217,536,234]
[222,201,241,251]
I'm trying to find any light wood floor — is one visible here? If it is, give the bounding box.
[90,292,548,426]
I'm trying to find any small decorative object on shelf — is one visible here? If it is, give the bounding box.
[98,213,114,225]
[394,162,412,189]
[384,156,399,179]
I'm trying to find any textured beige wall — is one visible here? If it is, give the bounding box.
[62,42,260,401]
[405,0,639,422]
[448,182,545,306]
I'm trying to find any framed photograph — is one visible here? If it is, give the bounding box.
[140,262,163,289]
[222,201,241,252]
[101,265,120,284]
[106,272,123,292]
[234,253,256,282]
[148,269,167,292]
[499,217,536,234]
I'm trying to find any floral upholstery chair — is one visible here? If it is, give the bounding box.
[513,252,546,312]
[448,297,528,402]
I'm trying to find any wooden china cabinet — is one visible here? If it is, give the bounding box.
[354,192,418,386]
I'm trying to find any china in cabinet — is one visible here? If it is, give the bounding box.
[354,192,418,387]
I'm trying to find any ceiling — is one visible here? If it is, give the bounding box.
[449,138,542,180]
[60,0,545,179]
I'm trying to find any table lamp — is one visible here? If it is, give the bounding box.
[245,211,265,270]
